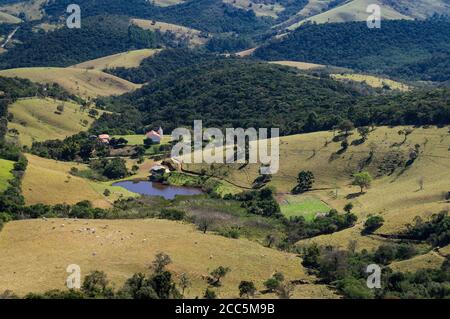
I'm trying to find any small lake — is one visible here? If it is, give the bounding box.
[113,180,203,199]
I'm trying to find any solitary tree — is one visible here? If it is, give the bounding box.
[352,172,373,193]
[357,126,370,141]
[179,273,191,297]
[152,252,172,273]
[238,281,256,298]
[209,266,230,287]
[344,202,354,213]
[293,170,315,194]
[363,215,384,234]
[338,120,355,136]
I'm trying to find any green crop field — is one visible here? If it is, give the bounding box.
[0,159,14,192]
[280,195,331,220]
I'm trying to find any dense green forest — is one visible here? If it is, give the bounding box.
[255,18,450,82]
[107,48,219,84]
[0,15,179,69]
[94,59,450,135]
[44,0,271,35]
[94,59,363,134]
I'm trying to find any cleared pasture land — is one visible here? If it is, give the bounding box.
[223,0,284,18]
[7,97,99,146]
[0,67,141,99]
[0,158,14,192]
[280,195,331,220]
[0,11,21,24]
[331,73,410,91]
[184,126,450,251]
[22,154,136,208]
[0,218,337,298]
[73,49,162,71]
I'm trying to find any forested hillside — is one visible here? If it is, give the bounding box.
[0,15,178,69]
[255,18,450,82]
[94,59,450,135]
[44,0,271,34]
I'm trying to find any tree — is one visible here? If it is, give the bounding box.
[239,281,256,298]
[338,120,354,136]
[179,273,191,297]
[357,126,370,141]
[81,271,113,298]
[293,170,315,194]
[152,252,172,274]
[103,189,111,197]
[209,266,230,287]
[102,158,128,179]
[203,288,216,299]
[352,172,373,193]
[363,215,384,234]
[197,216,214,234]
[344,202,354,213]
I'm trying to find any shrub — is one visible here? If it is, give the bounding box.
[159,208,185,221]
[363,215,384,234]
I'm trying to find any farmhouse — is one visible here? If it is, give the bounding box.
[145,127,163,144]
[98,134,111,144]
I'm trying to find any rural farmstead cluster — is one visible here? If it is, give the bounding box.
[0,0,448,314]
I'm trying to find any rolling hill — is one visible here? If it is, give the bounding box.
[0,217,336,298]
[7,97,101,146]
[0,67,141,99]
[73,49,162,71]
[183,126,450,253]
[0,158,13,192]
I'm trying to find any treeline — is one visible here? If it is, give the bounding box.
[44,0,271,35]
[95,59,450,136]
[301,243,449,299]
[255,17,450,82]
[0,15,180,69]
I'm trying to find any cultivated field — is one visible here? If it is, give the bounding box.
[7,97,100,146]
[131,18,208,46]
[0,218,337,298]
[73,49,162,71]
[184,126,450,252]
[22,154,136,208]
[0,158,14,192]
[0,67,141,99]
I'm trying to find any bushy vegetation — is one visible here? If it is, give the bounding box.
[300,244,449,299]
[402,211,450,247]
[256,17,450,82]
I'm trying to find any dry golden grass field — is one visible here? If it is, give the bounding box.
[184,126,450,252]
[0,218,337,298]
[331,73,410,91]
[131,18,208,46]
[7,97,100,146]
[153,0,185,6]
[0,0,46,21]
[22,154,136,208]
[73,49,162,71]
[0,67,141,99]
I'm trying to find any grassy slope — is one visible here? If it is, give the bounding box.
[0,218,337,298]
[0,0,46,21]
[0,158,14,192]
[331,73,410,91]
[287,0,412,30]
[22,154,137,208]
[0,67,141,99]
[184,126,450,252]
[8,97,99,146]
[0,11,21,24]
[73,49,162,71]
